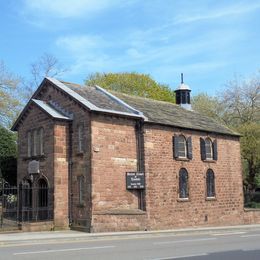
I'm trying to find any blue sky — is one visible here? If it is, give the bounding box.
[1,0,260,95]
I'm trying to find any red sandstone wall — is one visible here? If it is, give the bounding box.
[36,82,92,229]
[91,114,139,211]
[17,104,54,187]
[90,115,147,231]
[144,124,244,230]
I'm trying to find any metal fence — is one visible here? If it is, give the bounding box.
[0,180,53,229]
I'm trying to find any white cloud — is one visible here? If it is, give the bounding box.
[23,0,122,18]
[174,2,260,24]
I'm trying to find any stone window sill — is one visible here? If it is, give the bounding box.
[175,157,191,162]
[177,197,190,202]
[202,159,216,163]
[206,197,216,201]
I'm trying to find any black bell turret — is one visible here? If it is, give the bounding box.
[174,73,191,110]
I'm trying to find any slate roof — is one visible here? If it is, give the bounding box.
[62,80,238,136]
[12,77,239,136]
[61,81,134,114]
[32,99,71,120]
[110,92,238,136]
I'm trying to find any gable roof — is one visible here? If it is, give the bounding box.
[12,77,239,136]
[11,98,71,130]
[110,92,238,136]
[32,99,71,120]
[62,80,238,136]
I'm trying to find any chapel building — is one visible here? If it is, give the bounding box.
[11,77,245,232]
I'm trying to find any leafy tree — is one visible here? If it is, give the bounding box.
[85,72,175,103]
[0,61,22,127]
[0,126,17,185]
[193,72,260,193]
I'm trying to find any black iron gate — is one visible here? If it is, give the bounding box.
[0,179,53,231]
[0,180,18,230]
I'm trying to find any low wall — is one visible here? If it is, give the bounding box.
[243,208,260,224]
[21,221,55,232]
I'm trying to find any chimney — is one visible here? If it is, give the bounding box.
[174,73,191,110]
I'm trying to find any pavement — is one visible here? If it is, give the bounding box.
[1,223,260,246]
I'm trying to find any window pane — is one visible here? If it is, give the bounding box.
[178,136,187,158]
[179,169,188,198]
[78,125,84,153]
[33,130,38,156]
[39,128,44,155]
[27,132,31,157]
[206,170,215,197]
[205,138,213,160]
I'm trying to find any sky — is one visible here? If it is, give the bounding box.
[1,0,260,95]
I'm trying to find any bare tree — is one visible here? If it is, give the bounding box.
[25,53,67,99]
[220,72,260,126]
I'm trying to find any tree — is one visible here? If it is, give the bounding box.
[191,93,226,124]
[0,126,17,185]
[192,72,260,193]
[24,53,67,100]
[85,72,175,103]
[0,61,22,127]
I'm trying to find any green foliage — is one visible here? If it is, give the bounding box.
[191,93,225,123]
[85,72,175,103]
[192,71,260,193]
[0,61,22,127]
[0,125,17,185]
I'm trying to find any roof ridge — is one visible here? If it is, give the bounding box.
[109,90,179,107]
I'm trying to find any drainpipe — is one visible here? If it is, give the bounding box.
[135,119,146,211]
[68,122,73,225]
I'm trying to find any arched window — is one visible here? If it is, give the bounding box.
[38,178,48,207]
[205,138,213,160]
[173,135,192,159]
[206,169,215,198]
[179,168,189,198]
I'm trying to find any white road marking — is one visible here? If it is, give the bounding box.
[153,237,216,245]
[149,253,208,260]
[212,232,246,236]
[13,245,115,255]
[241,234,260,238]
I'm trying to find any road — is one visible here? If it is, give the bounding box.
[1,228,260,259]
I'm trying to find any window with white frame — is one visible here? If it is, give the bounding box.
[173,135,192,160]
[205,138,213,160]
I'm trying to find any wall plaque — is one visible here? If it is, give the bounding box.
[28,160,40,174]
[126,172,145,190]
